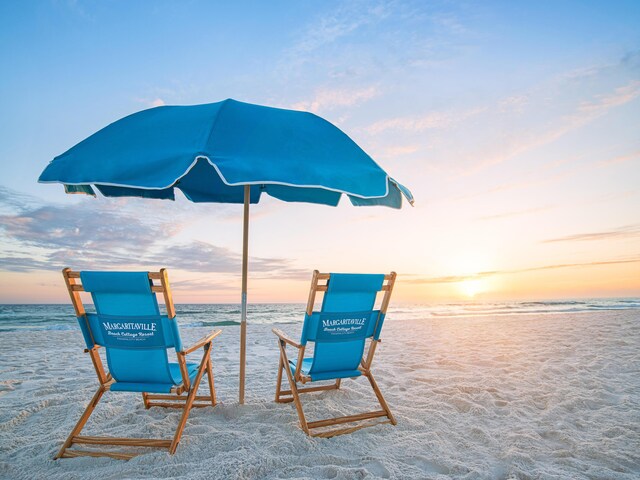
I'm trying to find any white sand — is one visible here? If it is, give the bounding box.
[1,310,639,479]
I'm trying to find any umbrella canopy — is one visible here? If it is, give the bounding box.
[39,98,413,403]
[39,98,413,207]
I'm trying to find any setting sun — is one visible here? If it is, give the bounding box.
[459,279,484,298]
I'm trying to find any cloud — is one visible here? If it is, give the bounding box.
[464,80,640,174]
[0,194,174,272]
[279,0,469,83]
[580,188,640,207]
[596,150,640,167]
[541,224,640,244]
[0,186,305,277]
[382,144,420,157]
[462,79,640,175]
[146,241,242,273]
[0,256,52,272]
[398,51,640,179]
[291,86,380,113]
[145,240,306,278]
[405,256,640,285]
[405,273,490,285]
[364,107,485,135]
[454,147,639,203]
[559,50,638,82]
[498,94,530,113]
[277,2,392,82]
[0,185,41,212]
[290,1,390,56]
[452,168,572,202]
[134,97,168,108]
[478,205,555,221]
[579,80,640,114]
[0,204,166,251]
[170,277,239,293]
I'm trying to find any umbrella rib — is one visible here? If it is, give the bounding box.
[202,98,232,160]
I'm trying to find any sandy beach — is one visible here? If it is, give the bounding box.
[1,310,639,479]
[2,1,640,479]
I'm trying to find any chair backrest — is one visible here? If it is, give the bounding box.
[67,270,184,386]
[300,272,394,377]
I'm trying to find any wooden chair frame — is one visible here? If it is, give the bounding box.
[273,271,397,437]
[56,268,221,460]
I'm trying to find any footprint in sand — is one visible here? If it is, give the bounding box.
[0,379,22,391]
[407,456,450,475]
[362,459,391,478]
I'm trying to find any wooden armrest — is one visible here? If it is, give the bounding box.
[272,328,302,348]
[183,329,222,354]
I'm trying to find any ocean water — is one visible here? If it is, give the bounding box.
[0,298,639,332]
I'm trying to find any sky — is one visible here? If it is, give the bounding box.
[0,0,639,304]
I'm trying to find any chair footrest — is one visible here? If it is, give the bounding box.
[61,449,139,461]
[280,383,339,396]
[311,419,392,438]
[72,435,172,448]
[307,410,388,430]
[146,402,214,409]
[275,396,295,403]
[145,394,212,401]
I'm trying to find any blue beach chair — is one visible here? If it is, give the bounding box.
[56,268,221,460]
[273,271,397,437]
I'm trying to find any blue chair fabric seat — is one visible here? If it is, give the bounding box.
[289,358,362,382]
[110,362,200,393]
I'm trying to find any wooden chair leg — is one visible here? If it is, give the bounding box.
[169,346,210,454]
[278,341,309,434]
[142,392,150,409]
[364,370,396,425]
[275,351,285,402]
[335,379,342,389]
[205,355,216,406]
[55,386,106,459]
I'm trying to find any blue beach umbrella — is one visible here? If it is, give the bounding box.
[38,98,413,403]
